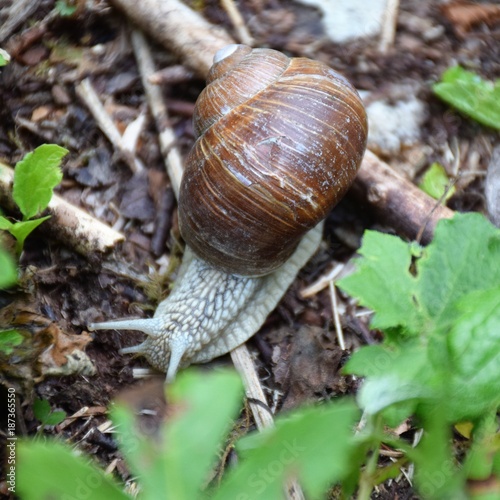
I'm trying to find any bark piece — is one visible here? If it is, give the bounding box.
[353,150,454,244]
[110,0,234,77]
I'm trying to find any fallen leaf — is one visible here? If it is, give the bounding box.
[31,106,53,122]
[0,301,96,384]
[441,2,500,36]
[18,45,49,66]
[271,326,345,409]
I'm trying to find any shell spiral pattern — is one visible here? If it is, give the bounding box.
[179,44,368,276]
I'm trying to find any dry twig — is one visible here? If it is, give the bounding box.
[379,0,400,52]
[110,0,234,77]
[0,162,124,255]
[329,281,345,350]
[131,30,184,198]
[353,150,454,244]
[220,0,254,46]
[300,262,344,298]
[75,79,145,174]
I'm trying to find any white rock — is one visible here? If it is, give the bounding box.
[296,0,388,43]
[365,95,427,155]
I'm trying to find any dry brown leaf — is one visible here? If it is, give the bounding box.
[392,419,412,436]
[271,326,345,410]
[0,301,96,382]
[441,2,500,36]
[31,105,52,122]
[58,405,107,430]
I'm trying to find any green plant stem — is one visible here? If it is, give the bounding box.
[15,238,23,256]
[357,414,383,500]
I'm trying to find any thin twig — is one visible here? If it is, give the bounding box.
[130,29,184,198]
[379,0,400,52]
[75,79,145,174]
[220,0,254,46]
[230,347,275,430]
[329,280,345,350]
[300,262,344,298]
[149,65,195,85]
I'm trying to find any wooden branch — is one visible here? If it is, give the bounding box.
[220,0,254,46]
[353,150,454,244]
[378,0,400,53]
[230,347,275,430]
[110,0,234,77]
[0,162,124,255]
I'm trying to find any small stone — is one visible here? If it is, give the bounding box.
[296,0,388,43]
[365,90,427,155]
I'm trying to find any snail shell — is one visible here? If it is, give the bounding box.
[179,44,368,276]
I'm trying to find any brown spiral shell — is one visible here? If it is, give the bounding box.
[179,44,368,276]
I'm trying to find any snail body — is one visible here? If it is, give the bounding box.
[89,45,367,381]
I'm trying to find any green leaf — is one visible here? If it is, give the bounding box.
[351,344,430,412]
[33,398,67,426]
[0,48,10,66]
[463,411,500,483]
[416,213,500,330]
[449,287,500,376]
[339,213,500,422]
[111,369,243,500]
[0,215,14,230]
[419,162,455,202]
[55,0,78,16]
[13,144,67,220]
[33,398,51,421]
[0,330,23,354]
[8,216,51,250]
[338,231,420,332]
[412,402,465,499]
[0,247,17,288]
[215,400,359,499]
[444,286,500,420]
[433,66,500,130]
[17,440,130,500]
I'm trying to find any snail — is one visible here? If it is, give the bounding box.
[89,44,368,381]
